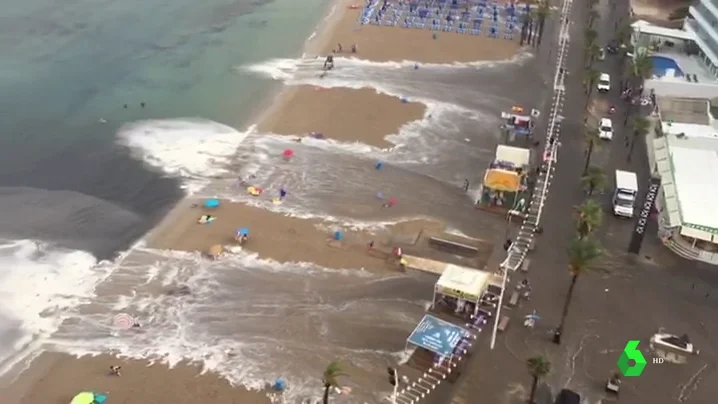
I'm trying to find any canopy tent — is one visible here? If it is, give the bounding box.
[435,265,490,302]
[495,145,530,167]
[483,169,521,192]
[406,314,471,358]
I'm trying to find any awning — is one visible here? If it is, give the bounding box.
[495,145,530,167]
[654,137,682,227]
[483,169,521,192]
[406,314,471,357]
[680,224,718,242]
[435,264,490,301]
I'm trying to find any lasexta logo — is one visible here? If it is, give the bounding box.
[617,340,647,376]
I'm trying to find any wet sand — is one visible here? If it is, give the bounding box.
[0,353,270,404]
[258,86,425,148]
[319,4,522,63]
[147,199,445,270]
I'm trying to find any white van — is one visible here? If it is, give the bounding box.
[613,170,638,218]
[599,118,613,140]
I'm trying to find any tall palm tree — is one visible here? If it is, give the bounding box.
[584,28,598,49]
[574,199,603,239]
[322,361,348,404]
[627,53,653,88]
[580,165,607,196]
[616,23,632,47]
[527,355,551,404]
[520,12,533,46]
[627,116,651,162]
[535,1,551,45]
[583,127,601,174]
[586,42,601,68]
[583,68,600,96]
[553,237,602,344]
[587,8,600,28]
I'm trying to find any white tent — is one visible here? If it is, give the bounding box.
[434,264,490,302]
[495,145,530,167]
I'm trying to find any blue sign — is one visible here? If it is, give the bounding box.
[407,315,470,357]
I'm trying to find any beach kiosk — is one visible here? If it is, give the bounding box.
[431,264,491,319]
[477,145,531,212]
[405,314,474,381]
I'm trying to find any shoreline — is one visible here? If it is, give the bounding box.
[3,0,525,401]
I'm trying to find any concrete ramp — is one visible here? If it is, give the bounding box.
[429,236,479,257]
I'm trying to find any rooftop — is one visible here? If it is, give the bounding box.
[669,146,718,232]
[632,20,696,41]
[661,121,718,139]
[656,96,710,125]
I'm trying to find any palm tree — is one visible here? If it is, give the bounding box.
[527,355,551,404]
[553,237,602,344]
[583,68,600,96]
[322,361,348,404]
[626,53,653,89]
[520,12,533,46]
[535,1,551,45]
[584,28,598,49]
[587,8,600,28]
[583,127,601,174]
[574,199,603,239]
[616,23,632,47]
[585,42,601,68]
[627,116,651,162]
[580,165,607,196]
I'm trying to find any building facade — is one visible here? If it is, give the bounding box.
[686,0,718,78]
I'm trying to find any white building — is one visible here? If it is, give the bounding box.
[686,0,718,78]
[651,96,718,264]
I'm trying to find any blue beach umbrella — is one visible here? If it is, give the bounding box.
[204,198,220,208]
[273,378,287,392]
[237,228,249,237]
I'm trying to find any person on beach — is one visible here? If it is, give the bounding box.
[382,197,396,208]
[367,240,375,251]
[336,43,343,53]
[351,43,357,53]
[280,188,287,199]
[463,179,470,192]
[110,365,122,376]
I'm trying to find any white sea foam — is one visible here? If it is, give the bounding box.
[0,239,112,375]
[116,119,255,195]
[47,247,422,403]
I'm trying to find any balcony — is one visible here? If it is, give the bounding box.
[691,4,718,49]
[685,14,718,67]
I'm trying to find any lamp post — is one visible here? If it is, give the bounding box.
[387,367,398,404]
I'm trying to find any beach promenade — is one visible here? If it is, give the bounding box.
[438,0,718,403]
[0,0,537,403]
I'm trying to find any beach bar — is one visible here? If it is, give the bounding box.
[477,145,530,211]
[431,264,492,318]
[404,314,474,382]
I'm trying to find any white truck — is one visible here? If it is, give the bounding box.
[613,170,638,218]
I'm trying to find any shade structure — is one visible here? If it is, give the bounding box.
[406,314,471,357]
[483,169,520,192]
[70,392,95,404]
[204,198,220,208]
[207,244,223,257]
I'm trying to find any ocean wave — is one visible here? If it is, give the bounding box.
[0,239,113,375]
[44,246,426,403]
[116,118,256,195]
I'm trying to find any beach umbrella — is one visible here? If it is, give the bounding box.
[113,313,135,329]
[283,149,294,159]
[237,228,249,237]
[70,392,96,404]
[94,394,108,404]
[204,198,220,208]
[273,378,287,392]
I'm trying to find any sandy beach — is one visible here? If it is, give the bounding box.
[319,3,522,63]
[0,353,270,404]
[3,0,521,402]
[258,87,425,148]
[147,199,445,270]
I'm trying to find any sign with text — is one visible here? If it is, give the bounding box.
[628,176,661,254]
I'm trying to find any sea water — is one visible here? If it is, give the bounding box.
[0,0,329,382]
[1,0,549,401]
